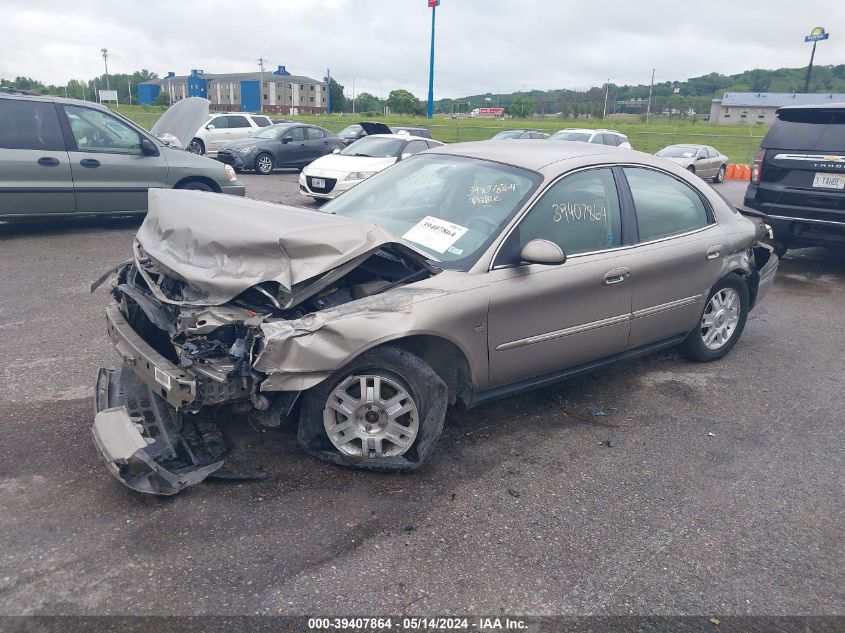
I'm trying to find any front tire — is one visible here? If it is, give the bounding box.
[298,346,448,472]
[254,152,274,175]
[713,164,726,183]
[680,275,749,362]
[187,138,205,155]
[687,165,696,174]
[176,181,213,192]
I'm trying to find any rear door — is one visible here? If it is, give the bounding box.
[620,166,722,349]
[303,127,330,162]
[0,97,75,217]
[61,104,169,214]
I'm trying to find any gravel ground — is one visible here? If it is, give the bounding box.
[0,175,842,616]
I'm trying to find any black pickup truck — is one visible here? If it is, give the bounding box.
[743,104,845,256]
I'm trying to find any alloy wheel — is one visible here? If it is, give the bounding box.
[700,288,740,350]
[256,154,273,174]
[323,374,419,458]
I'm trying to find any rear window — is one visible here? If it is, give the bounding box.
[253,116,272,127]
[0,98,65,151]
[763,108,845,152]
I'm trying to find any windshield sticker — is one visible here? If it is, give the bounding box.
[552,201,608,224]
[447,245,464,256]
[468,182,518,205]
[402,216,469,253]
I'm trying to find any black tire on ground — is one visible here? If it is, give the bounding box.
[187,139,205,155]
[297,346,448,472]
[680,274,749,362]
[176,181,213,192]
[773,241,789,258]
[687,165,696,173]
[713,164,726,183]
[255,152,274,175]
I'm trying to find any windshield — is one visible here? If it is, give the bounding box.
[338,124,363,139]
[341,136,404,158]
[656,145,698,158]
[320,154,541,269]
[550,131,591,142]
[492,130,525,139]
[251,127,284,139]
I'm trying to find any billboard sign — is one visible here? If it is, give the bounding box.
[98,89,118,103]
[805,27,830,42]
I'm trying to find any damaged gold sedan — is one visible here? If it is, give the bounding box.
[92,141,778,495]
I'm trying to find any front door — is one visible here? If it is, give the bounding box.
[487,167,635,387]
[621,166,723,349]
[279,127,309,166]
[0,98,75,216]
[61,104,169,214]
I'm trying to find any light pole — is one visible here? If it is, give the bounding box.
[603,79,610,120]
[258,57,266,112]
[804,27,830,92]
[426,0,439,119]
[101,48,110,91]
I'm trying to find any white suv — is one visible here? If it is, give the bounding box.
[549,128,632,149]
[188,113,274,157]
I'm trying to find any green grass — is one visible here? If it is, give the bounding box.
[112,105,767,164]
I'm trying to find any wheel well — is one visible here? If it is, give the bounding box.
[174,176,221,193]
[382,335,474,409]
[191,137,204,147]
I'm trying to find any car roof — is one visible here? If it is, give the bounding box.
[426,139,626,170]
[355,133,442,143]
[0,92,114,110]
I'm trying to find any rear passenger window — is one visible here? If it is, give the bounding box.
[254,117,272,127]
[515,168,622,257]
[623,167,711,242]
[227,116,250,128]
[602,134,619,146]
[589,134,603,144]
[0,99,65,151]
[306,127,325,140]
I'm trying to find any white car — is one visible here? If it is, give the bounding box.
[187,112,274,157]
[300,134,443,200]
[549,128,632,149]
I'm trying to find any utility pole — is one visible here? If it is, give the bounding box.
[426,0,440,118]
[128,82,131,105]
[352,78,356,114]
[803,27,830,92]
[646,68,655,123]
[603,79,610,120]
[258,57,266,112]
[101,48,110,91]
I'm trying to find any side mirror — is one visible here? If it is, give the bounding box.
[206,124,216,130]
[140,138,160,156]
[282,136,293,144]
[332,148,341,154]
[520,239,566,265]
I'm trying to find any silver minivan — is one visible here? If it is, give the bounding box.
[0,92,244,219]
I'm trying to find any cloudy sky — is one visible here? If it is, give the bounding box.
[2,0,843,98]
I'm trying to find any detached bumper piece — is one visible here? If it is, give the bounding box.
[93,361,226,495]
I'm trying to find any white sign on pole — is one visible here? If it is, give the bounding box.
[98,89,119,103]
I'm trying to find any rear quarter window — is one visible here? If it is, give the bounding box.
[763,109,845,152]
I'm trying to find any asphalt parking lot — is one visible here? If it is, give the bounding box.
[0,175,843,616]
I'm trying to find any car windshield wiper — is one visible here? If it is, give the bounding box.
[352,153,373,157]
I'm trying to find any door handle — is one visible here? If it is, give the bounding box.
[37,157,60,167]
[603,267,630,285]
[299,143,306,147]
[706,245,722,260]
[80,159,101,168]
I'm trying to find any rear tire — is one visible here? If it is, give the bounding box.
[255,152,274,175]
[187,138,205,155]
[713,164,726,183]
[297,346,448,472]
[680,275,749,362]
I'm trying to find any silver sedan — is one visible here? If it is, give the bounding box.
[655,144,729,182]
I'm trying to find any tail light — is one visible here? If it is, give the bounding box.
[751,149,764,184]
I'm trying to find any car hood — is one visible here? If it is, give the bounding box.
[304,153,396,176]
[660,156,695,167]
[220,137,265,150]
[135,188,436,307]
[358,121,392,135]
[150,97,210,149]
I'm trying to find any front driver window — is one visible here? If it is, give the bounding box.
[287,127,306,142]
[511,168,622,259]
[63,105,143,154]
